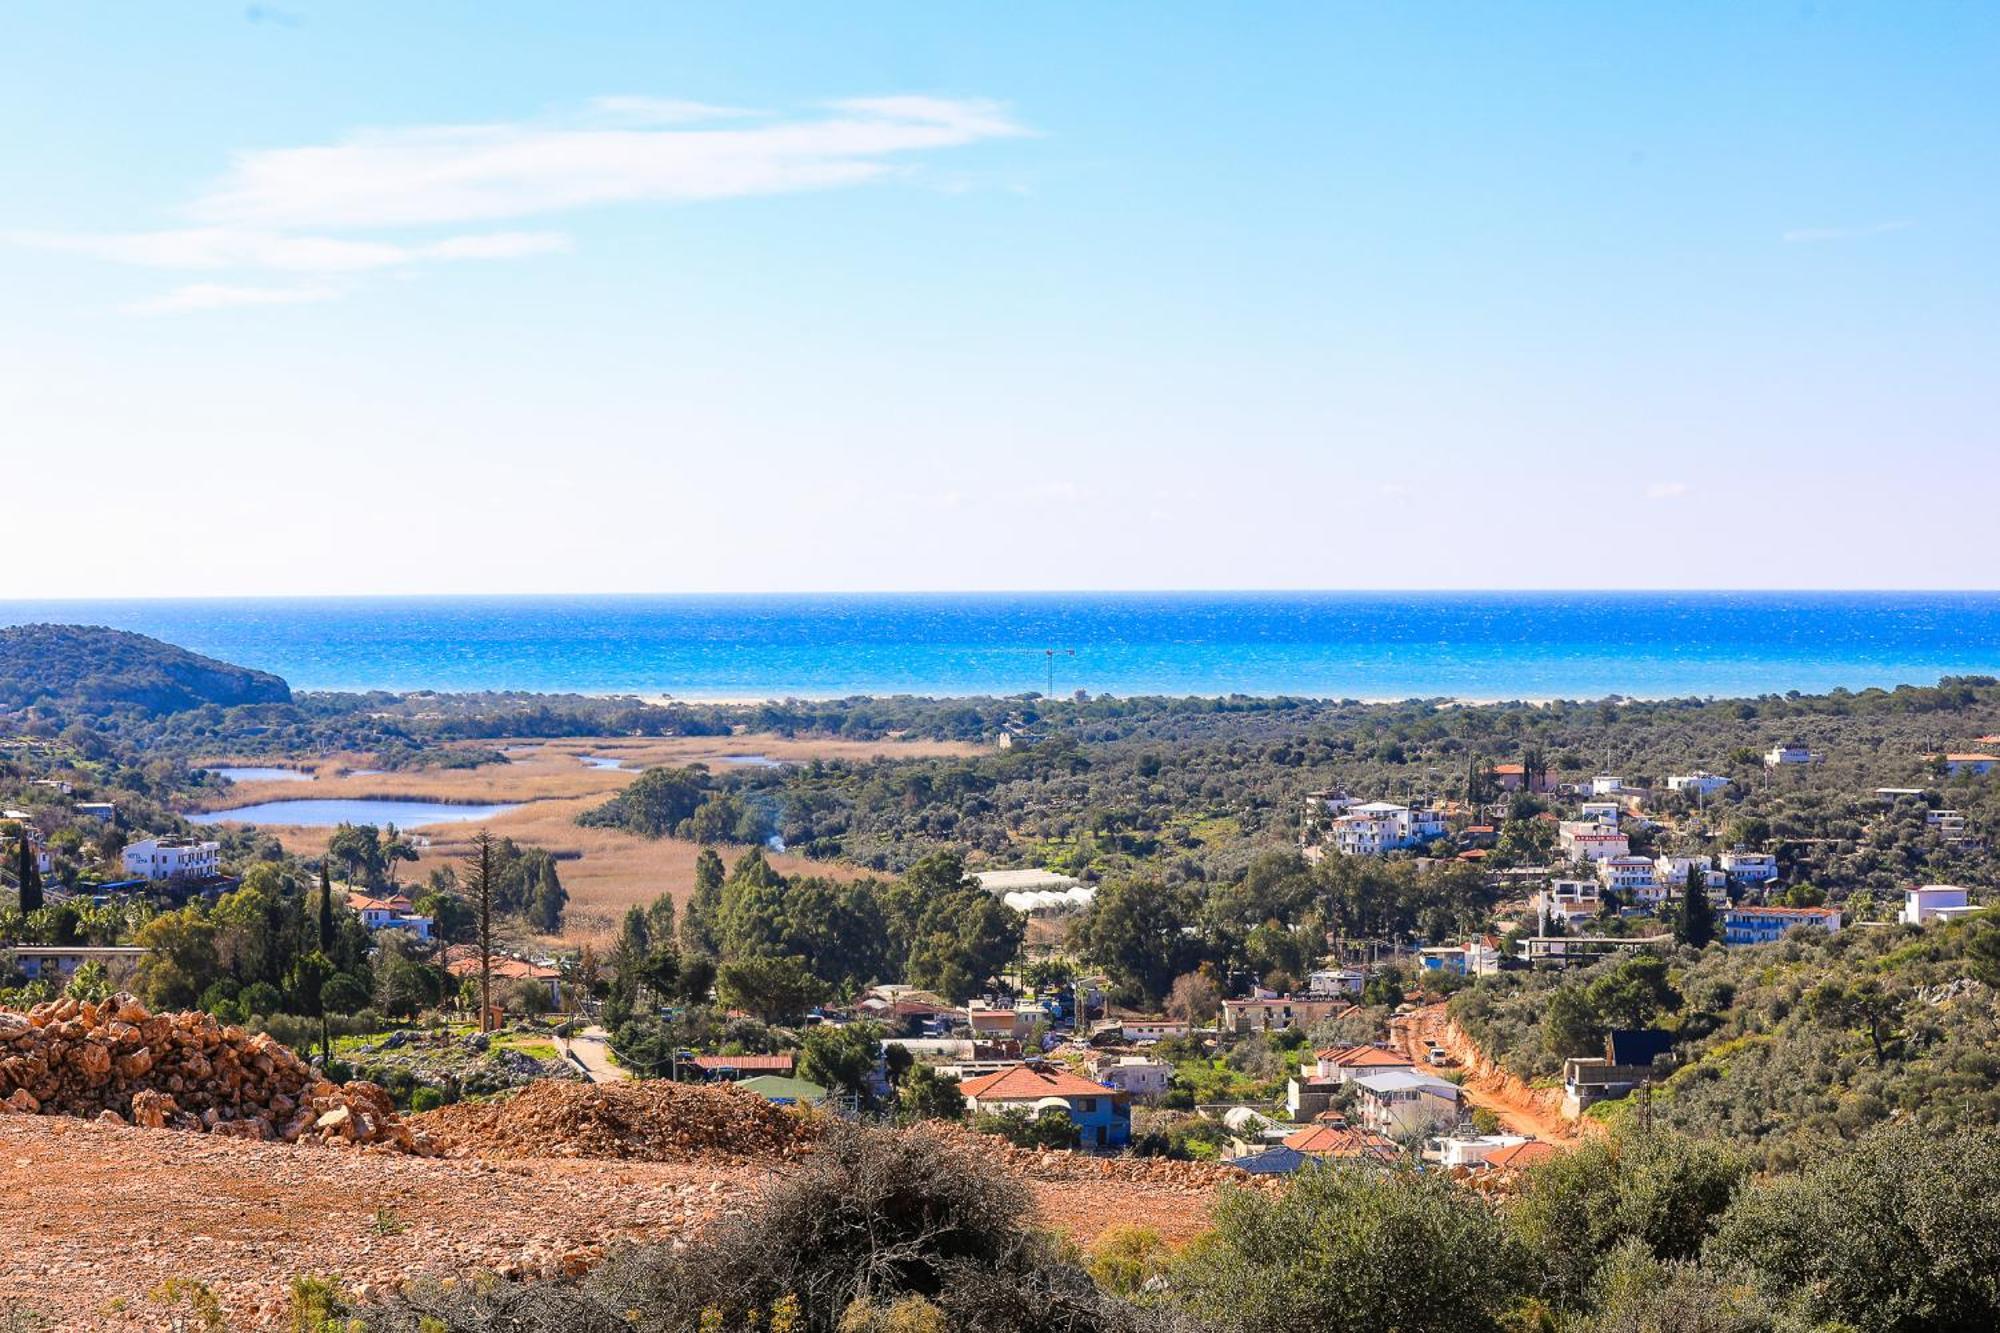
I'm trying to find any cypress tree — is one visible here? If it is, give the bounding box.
[15,836,42,915]
[318,860,335,953]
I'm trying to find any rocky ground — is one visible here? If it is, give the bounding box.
[0,1084,1239,1329]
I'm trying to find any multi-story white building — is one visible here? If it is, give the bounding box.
[1578,801,1624,827]
[120,836,220,882]
[1538,879,1605,925]
[1654,855,1727,894]
[1720,848,1778,885]
[1722,905,1842,947]
[1764,745,1814,768]
[1560,822,1631,863]
[1328,802,1446,855]
[1599,855,1661,904]
[1666,772,1732,799]
[1927,809,1968,836]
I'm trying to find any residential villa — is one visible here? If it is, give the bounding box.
[1352,1070,1461,1137]
[1598,855,1662,904]
[1721,904,1842,946]
[442,952,564,1009]
[1590,776,1625,796]
[1537,879,1605,926]
[1562,1029,1673,1116]
[1654,855,1727,895]
[957,1063,1131,1148]
[1324,802,1447,856]
[1281,1122,1397,1163]
[1764,744,1815,768]
[1089,1055,1173,1100]
[1285,1043,1412,1117]
[1902,885,1982,926]
[1666,772,1732,798]
[120,836,220,882]
[1579,800,1625,826]
[1304,966,1367,997]
[345,890,435,941]
[1720,848,1778,885]
[1940,753,2000,777]
[1221,993,1352,1035]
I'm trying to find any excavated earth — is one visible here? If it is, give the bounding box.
[0,1078,1243,1329]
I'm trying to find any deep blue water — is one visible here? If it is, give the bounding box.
[5,592,1999,701]
[188,798,524,827]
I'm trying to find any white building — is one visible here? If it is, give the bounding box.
[1599,855,1662,904]
[1722,905,1842,947]
[1329,802,1446,856]
[120,836,220,882]
[1305,966,1367,997]
[1667,772,1732,799]
[1560,822,1630,863]
[1093,1056,1172,1100]
[1578,801,1624,827]
[345,890,435,941]
[1590,776,1625,797]
[1764,745,1814,768]
[1353,1070,1461,1137]
[1720,848,1778,885]
[1654,855,1727,894]
[1902,885,1981,925]
[1538,879,1605,925]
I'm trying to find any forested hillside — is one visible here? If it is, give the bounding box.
[0,624,290,715]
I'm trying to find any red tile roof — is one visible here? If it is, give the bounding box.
[1482,1141,1557,1170]
[1282,1124,1396,1159]
[444,956,560,981]
[958,1063,1118,1102]
[1312,1044,1412,1068]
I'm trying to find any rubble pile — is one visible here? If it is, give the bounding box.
[0,994,432,1152]
[927,1125,1280,1195]
[415,1078,819,1162]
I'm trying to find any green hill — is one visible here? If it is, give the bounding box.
[0,623,292,716]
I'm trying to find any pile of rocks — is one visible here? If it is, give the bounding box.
[0,994,432,1153]
[927,1125,1279,1195]
[415,1078,818,1162]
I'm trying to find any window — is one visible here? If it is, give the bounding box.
[1080,1098,1096,1112]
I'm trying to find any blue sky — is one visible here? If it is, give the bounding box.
[5,3,1996,596]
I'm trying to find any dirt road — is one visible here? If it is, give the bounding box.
[1392,1004,1579,1143]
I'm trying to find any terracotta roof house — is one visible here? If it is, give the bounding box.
[1281,1123,1397,1162]
[958,1063,1130,1149]
[1481,1140,1558,1171]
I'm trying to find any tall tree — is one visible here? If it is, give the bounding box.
[1677,866,1716,949]
[317,860,335,953]
[15,835,42,915]
[464,828,498,1031]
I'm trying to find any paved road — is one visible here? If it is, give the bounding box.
[566,1025,629,1083]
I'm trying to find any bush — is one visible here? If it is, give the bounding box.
[362,1123,1170,1332]
[1166,1164,1519,1333]
[408,1087,444,1114]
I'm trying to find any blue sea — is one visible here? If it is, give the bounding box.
[4,592,1998,702]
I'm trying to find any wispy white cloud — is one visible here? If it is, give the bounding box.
[1782,219,1914,244]
[1645,480,1693,501]
[17,95,1025,311]
[187,96,1026,230]
[124,283,342,315]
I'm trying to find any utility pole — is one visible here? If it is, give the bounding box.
[1044,648,1075,697]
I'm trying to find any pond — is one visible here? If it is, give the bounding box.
[720,754,788,768]
[188,799,524,828]
[204,766,315,784]
[578,755,628,770]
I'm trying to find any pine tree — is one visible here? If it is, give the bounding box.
[16,835,42,915]
[465,829,497,1031]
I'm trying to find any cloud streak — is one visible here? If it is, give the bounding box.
[124,283,342,315]
[17,95,1024,311]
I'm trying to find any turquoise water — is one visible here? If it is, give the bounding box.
[188,798,524,827]
[6,592,2000,701]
